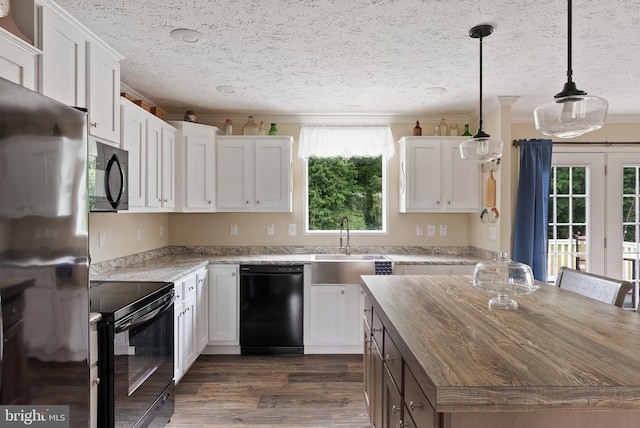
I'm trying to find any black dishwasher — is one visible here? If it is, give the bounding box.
[240,264,304,355]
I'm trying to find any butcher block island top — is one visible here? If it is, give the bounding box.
[361,274,640,426]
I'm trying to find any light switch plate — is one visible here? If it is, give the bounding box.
[99,232,106,247]
[230,224,238,235]
[416,225,423,236]
[439,225,448,236]
[267,224,274,235]
[288,224,297,236]
[427,224,436,236]
[136,227,141,241]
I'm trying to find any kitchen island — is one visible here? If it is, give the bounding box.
[361,274,640,428]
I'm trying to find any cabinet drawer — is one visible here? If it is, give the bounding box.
[371,310,383,349]
[405,365,437,428]
[182,276,197,299]
[383,330,402,389]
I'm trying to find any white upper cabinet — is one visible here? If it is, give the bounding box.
[120,99,147,208]
[87,42,120,143]
[40,4,86,108]
[40,1,122,145]
[0,30,40,90]
[398,137,481,213]
[170,121,218,212]
[121,98,176,212]
[146,118,176,210]
[216,136,293,212]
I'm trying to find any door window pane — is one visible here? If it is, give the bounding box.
[548,166,588,282]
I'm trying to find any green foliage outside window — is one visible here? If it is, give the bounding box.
[308,156,382,231]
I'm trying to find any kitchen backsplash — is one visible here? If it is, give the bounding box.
[89,245,497,275]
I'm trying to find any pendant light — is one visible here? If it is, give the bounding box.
[459,25,503,163]
[533,0,608,138]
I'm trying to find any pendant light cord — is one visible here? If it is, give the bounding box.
[566,0,573,84]
[478,34,484,134]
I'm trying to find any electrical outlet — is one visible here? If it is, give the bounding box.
[288,224,297,236]
[99,232,106,247]
[490,226,497,241]
[267,224,274,235]
[416,225,423,236]
[230,224,238,235]
[136,227,141,241]
[427,224,436,236]
[439,225,448,236]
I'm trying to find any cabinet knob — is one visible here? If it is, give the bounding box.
[361,290,364,294]
[340,290,345,294]
[437,200,441,205]
[208,201,212,204]
[256,200,260,204]
[91,122,97,128]
[364,308,370,313]
[385,353,395,362]
[372,327,381,333]
[189,286,194,291]
[231,272,236,276]
[94,377,101,385]
[392,404,400,414]
[409,400,424,411]
[447,200,451,205]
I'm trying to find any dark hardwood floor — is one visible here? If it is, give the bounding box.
[168,354,372,427]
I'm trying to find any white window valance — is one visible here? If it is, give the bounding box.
[298,125,395,160]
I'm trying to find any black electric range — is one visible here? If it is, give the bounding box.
[90,280,175,428]
[90,280,174,321]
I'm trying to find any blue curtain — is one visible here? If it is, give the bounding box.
[512,139,553,282]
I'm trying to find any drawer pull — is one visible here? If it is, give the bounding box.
[385,353,395,362]
[409,400,424,411]
[364,308,370,313]
[392,404,400,414]
[371,327,382,333]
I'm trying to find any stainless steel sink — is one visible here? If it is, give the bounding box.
[311,254,388,284]
[313,254,386,261]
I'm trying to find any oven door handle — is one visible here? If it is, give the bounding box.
[115,295,175,334]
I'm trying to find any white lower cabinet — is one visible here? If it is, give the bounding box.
[173,267,206,384]
[196,268,209,354]
[306,284,364,353]
[206,265,239,351]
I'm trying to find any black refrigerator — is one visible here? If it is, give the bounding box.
[0,77,90,427]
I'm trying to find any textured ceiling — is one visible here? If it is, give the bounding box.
[56,0,638,122]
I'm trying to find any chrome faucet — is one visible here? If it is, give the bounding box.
[339,215,351,255]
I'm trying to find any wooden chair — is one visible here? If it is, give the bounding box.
[556,266,632,308]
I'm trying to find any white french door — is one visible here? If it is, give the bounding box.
[606,153,640,309]
[547,149,640,310]
[548,152,605,282]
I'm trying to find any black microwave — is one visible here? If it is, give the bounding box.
[88,141,128,212]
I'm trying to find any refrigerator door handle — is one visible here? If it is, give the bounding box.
[105,153,125,210]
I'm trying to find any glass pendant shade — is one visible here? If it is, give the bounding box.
[533,0,608,138]
[533,94,608,138]
[459,134,503,163]
[459,25,503,163]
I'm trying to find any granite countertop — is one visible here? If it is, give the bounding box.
[90,246,491,283]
